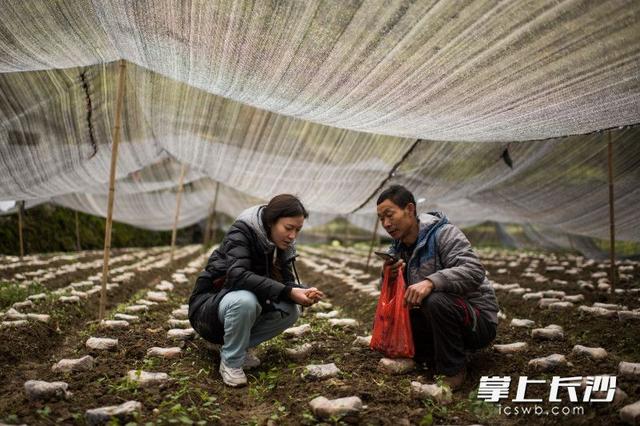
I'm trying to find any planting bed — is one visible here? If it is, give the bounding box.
[0,244,638,425]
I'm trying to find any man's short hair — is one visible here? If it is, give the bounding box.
[376,185,417,215]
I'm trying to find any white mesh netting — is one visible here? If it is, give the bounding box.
[0,1,639,243]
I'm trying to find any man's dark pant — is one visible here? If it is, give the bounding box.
[410,292,497,376]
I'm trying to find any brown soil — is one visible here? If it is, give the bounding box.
[0,250,196,384]
[0,248,638,425]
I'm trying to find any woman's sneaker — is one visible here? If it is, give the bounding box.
[219,360,247,387]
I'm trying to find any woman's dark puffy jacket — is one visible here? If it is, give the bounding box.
[188,206,300,343]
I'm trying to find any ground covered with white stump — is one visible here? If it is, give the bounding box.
[0,244,638,425]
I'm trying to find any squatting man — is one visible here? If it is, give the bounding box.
[376,185,499,390]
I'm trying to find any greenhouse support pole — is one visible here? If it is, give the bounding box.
[203,181,219,250]
[75,210,81,251]
[345,218,351,245]
[170,163,188,264]
[203,204,212,249]
[366,218,380,269]
[99,59,127,320]
[17,201,24,260]
[607,130,616,290]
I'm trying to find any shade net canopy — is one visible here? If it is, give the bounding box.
[0,1,639,245]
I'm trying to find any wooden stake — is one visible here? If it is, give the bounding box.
[75,210,81,251]
[203,181,220,249]
[203,203,213,248]
[366,217,380,269]
[99,60,127,320]
[17,201,24,260]
[170,163,188,264]
[607,130,616,290]
[345,218,351,245]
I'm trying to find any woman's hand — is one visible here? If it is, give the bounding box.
[305,287,324,302]
[290,287,325,307]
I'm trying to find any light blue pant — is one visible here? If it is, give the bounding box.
[217,290,300,368]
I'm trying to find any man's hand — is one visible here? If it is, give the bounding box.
[385,258,405,282]
[404,279,434,307]
[290,287,325,307]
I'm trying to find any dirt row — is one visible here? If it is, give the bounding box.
[0,247,202,389]
[0,250,106,281]
[0,245,638,425]
[0,248,172,296]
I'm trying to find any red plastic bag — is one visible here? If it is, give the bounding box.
[370,265,415,358]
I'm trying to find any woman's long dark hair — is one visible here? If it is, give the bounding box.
[262,194,308,233]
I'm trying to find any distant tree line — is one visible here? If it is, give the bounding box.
[0,204,202,255]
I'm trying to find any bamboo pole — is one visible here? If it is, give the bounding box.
[99,60,127,320]
[366,218,380,269]
[203,203,213,249]
[203,183,215,247]
[211,181,219,243]
[17,201,24,260]
[75,210,81,251]
[345,218,351,245]
[607,130,616,290]
[170,163,188,264]
[203,181,220,249]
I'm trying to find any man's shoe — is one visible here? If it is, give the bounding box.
[219,360,247,387]
[243,349,261,369]
[443,367,466,391]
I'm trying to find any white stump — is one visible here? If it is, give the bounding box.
[309,396,362,419]
[52,355,95,373]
